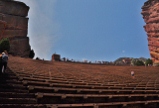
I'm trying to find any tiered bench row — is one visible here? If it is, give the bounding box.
[4,56,159,108]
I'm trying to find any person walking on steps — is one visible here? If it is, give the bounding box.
[0,53,2,74]
[2,52,8,73]
[131,71,135,79]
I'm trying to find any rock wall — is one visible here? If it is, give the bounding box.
[141,0,159,64]
[0,0,31,57]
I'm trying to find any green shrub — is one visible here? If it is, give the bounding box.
[0,38,10,53]
[29,49,35,59]
[145,58,153,66]
[135,60,144,66]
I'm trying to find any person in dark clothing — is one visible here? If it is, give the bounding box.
[0,54,2,74]
[2,52,8,73]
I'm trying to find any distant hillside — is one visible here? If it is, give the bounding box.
[114,57,151,66]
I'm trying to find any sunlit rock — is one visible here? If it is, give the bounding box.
[141,0,159,64]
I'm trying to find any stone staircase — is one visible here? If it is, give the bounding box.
[0,68,47,108]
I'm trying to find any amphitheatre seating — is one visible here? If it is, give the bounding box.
[4,56,159,107]
[46,100,159,108]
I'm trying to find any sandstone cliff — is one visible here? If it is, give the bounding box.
[141,0,159,64]
[0,0,31,57]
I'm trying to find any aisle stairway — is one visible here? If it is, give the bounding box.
[0,68,47,108]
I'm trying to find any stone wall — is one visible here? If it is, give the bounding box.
[0,0,31,57]
[141,0,159,63]
[52,54,61,61]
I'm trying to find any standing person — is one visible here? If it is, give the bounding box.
[0,53,2,74]
[2,52,8,73]
[131,71,135,79]
[4,50,8,55]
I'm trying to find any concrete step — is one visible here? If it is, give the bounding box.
[0,104,47,108]
[0,83,27,90]
[1,79,22,85]
[0,98,37,104]
[36,92,159,104]
[46,100,159,108]
[0,88,28,93]
[0,92,35,98]
[0,74,18,81]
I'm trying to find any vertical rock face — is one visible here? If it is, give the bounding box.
[0,0,31,57]
[141,0,159,64]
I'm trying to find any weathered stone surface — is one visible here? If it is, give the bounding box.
[9,37,30,57]
[0,20,6,41]
[0,0,29,17]
[141,0,159,63]
[2,14,29,30]
[3,30,27,37]
[0,0,31,57]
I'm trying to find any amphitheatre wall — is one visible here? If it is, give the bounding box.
[142,0,159,64]
[0,0,31,57]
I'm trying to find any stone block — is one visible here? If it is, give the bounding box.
[0,0,29,17]
[2,13,28,30]
[9,37,31,57]
[3,30,27,37]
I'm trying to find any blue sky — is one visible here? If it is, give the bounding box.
[18,0,148,62]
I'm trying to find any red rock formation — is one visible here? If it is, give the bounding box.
[0,20,6,37]
[0,0,31,57]
[141,0,159,64]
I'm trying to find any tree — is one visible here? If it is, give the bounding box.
[36,57,40,60]
[135,60,144,66]
[0,38,10,53]
[29,49,35,59]
[145,58,153,66]
[131,59,145,66]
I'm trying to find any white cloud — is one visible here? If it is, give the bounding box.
[16,0,59,60]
